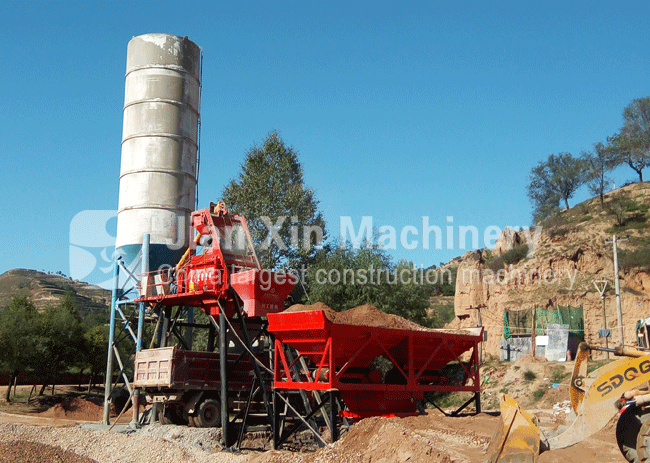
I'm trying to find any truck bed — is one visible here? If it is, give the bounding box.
[134,346,224,389]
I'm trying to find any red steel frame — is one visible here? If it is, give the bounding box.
[136,203,295,318]
[268,310,483,418]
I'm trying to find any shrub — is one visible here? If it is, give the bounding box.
[618,246,650,270]
[533,387,546,402]
[606,194,638,227]
[523,370,537,381]
[579,215,593,222]
[548,226,569,240]
[428,304,455,328]
[487,245,529,272]
[551,367,569,383]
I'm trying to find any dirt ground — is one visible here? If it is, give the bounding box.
[0,358,631,463]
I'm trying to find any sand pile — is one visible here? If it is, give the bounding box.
[284,302,472,334]
[284,302,425,330]
[39,397,104,421]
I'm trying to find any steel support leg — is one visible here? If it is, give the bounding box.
[273,390,281,449]
[102,260,120,425]
[131,234,149,428]
[219,309,229,448]
[329,389,339,443]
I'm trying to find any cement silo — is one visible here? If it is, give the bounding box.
[116,33,202,271]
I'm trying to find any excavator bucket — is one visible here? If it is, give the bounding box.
[485,394,542,463]
[486,344,650,463]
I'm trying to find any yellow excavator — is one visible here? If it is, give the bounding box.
[486,342,650,463]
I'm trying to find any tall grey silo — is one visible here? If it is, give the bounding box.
[115,33,202,271]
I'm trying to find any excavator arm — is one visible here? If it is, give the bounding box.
[487,342,650,463]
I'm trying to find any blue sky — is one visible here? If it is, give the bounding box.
[1,1,648,284]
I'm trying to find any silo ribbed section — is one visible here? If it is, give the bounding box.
[116,33,201,271]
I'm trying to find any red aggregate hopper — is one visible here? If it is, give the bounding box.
[268,308,483,418]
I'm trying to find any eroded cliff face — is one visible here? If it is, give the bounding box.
[447,214,650,360]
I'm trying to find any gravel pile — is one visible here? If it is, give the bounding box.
[0,440,98,463]
[0,422,248,463]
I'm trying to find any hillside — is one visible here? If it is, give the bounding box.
[448,181,650,359]
[0,269,110,319]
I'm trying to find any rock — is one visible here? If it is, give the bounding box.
[492,227,522,257]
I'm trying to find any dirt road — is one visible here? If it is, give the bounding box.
[0,365,630,463]
[0,404,628,463]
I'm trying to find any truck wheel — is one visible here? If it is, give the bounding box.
[194,398,221,428]
[637,414,650,462]
[111,387,131,414]
[618,406,650,462]
[158,407,172,425]
[160,404,188,426]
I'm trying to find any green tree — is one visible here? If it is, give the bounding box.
[605,191,638,227]
[307,245,433,327]
[0,296,39,402]
[34,296,86,394]
[527,153,587,223]
[582,142,616,208]
[82,325,108,392]
[222,131,326,270]
[609,97,650,183]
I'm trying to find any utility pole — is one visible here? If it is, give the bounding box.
[594,280,609,358]
[531,306,536,359]
[466,305,485,363]
[606,235,628,347]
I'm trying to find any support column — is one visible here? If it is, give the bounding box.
[186,307,194,350]
[219,309,229,448]
[103,259,120,425]
[273,390,281,449]
[329,390,339,443]
[132,234,149,428]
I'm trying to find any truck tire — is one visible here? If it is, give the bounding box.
[159,404,188,426]
[158,406,172,425]
[636,412,650,462]
[194,398,221,428]
[111,387,131,414]
[618,406,650,462]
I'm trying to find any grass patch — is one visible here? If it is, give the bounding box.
[533,387,547,402]
[425,391,474,409]
[618,246,650,270]
[587,359,613,375]
[551,367,570,384]
[523,370,537,382]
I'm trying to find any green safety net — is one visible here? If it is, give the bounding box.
[503,305,584,337]
[503,312,512,340]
